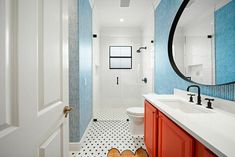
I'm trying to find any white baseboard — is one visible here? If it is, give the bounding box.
[69,119,93,151]
[69,142,80,151]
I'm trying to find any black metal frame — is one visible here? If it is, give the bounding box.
[109,46,132,69]
[168,0,235,86]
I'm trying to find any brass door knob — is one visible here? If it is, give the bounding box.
[63,106,73,118]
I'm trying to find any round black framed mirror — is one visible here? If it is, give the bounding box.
[168,0,235,86]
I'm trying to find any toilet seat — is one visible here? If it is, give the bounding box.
[127,107,144,117]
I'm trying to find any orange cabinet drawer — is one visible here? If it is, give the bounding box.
[158,112,194,157]
[144,100,158,157]
[195,141,217,157]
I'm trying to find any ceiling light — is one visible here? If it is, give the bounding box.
[120,18,124,22]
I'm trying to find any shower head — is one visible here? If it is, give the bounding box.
[137,47,147,53]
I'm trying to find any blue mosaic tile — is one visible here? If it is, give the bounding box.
[69,0,92,142]
[215,1,235,84]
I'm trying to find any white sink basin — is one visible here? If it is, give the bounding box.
[158,99,212,113]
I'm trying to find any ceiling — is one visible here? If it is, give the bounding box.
[93,0,158,28]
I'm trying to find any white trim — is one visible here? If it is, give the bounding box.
[89,0,94,9]
[153,0,161,9]
[69,119,93,151]
[216,0,231,10]
[69,142,80,151]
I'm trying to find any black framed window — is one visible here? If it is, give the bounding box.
[109,46,132,69]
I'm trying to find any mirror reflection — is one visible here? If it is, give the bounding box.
[173,0,235,85]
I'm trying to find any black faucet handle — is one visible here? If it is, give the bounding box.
[205,98,214,109]
[187,93,195,102]
[205,98,214,101]
[187,93,196,96]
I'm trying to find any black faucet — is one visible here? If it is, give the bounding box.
[187,85,202,105]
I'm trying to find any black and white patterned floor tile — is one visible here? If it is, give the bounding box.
[70,120,145,157]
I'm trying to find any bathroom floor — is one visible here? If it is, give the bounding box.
[70,119,146,157]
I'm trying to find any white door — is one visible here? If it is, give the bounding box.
[0,0,69,157]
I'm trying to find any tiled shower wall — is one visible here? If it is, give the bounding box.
[69,0,93,142]
[154,0,235,101]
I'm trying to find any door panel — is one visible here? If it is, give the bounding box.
[0,0,69,156]
[158,112,193,157]
[0,0,18,137]
[39,127,63,157]
[144,101,157,157]
[38,0,63,110]
[42,0,62,107]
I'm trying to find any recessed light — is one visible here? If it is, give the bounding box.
[120,18,124,22]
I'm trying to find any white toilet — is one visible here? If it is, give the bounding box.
[126,107,144,136]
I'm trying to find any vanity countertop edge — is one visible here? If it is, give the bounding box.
[143,93,235,157]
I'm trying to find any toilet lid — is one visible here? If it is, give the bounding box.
[127,107,144,117]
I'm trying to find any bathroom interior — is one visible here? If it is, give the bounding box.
[1,0,235,156]
[69,0,235,157]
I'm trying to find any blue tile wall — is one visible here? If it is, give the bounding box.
[69,0,79,142]
[78,0,93,141]
[154,0,235,101]
[215,1,235,84]
[69,0,92,142]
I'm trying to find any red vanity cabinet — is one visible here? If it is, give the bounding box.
[195,141,218,157]
[144,100,158,157]
[144,100,218,157]
[158,112,194,157]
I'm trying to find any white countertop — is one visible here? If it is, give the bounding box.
[143,93,235,157]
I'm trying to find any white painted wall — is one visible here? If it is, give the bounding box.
[141,16,154,97]
[92,7,100,114]
[97,27,143,112]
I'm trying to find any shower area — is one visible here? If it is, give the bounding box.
[93,27,153,120]
[92,0,155,121]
